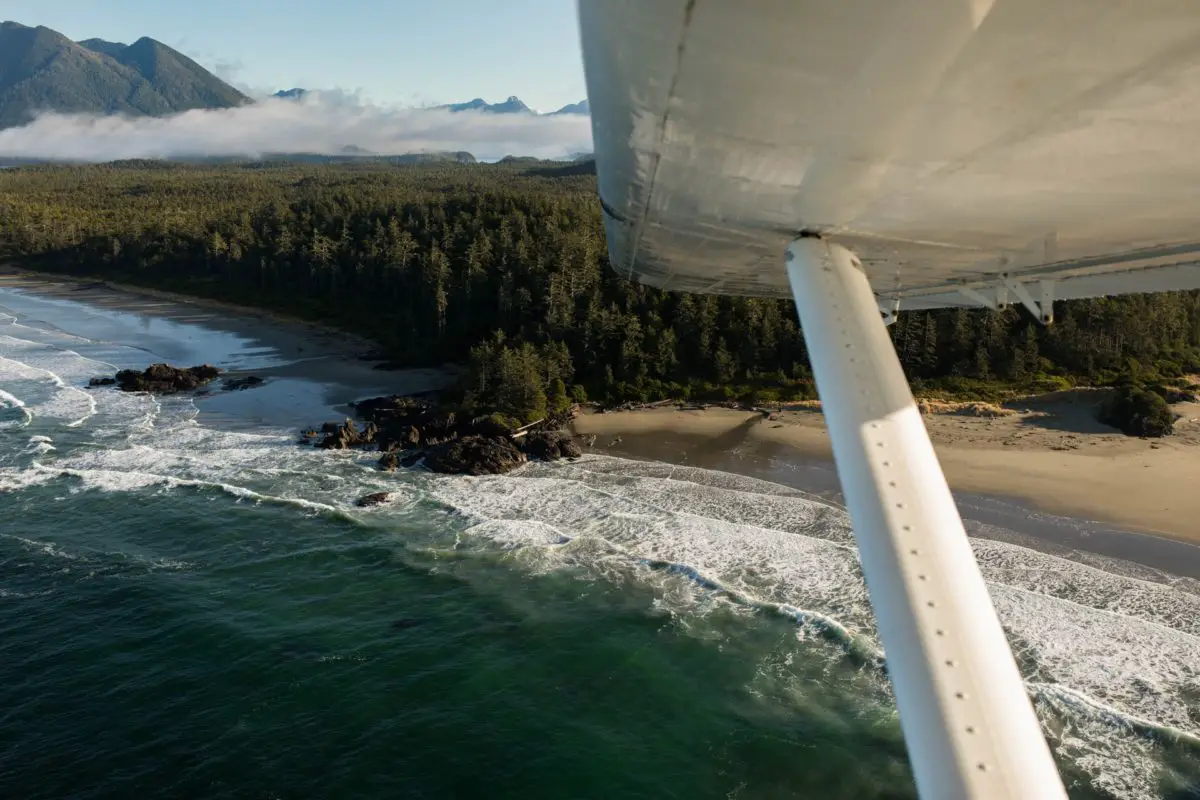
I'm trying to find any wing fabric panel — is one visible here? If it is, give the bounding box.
[580,0,1200,306]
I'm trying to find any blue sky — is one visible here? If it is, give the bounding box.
[4,0,588,111]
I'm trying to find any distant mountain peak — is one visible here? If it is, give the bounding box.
[78,37,129,59]
[0,21,248,129]
[551,99,590,115]
[273,88,308,100]
[440,95,532,114]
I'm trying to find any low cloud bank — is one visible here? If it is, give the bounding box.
[0,93,593,162]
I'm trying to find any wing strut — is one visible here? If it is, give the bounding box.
[785,237,1067,799]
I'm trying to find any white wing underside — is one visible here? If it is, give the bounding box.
[580,0,1200,308]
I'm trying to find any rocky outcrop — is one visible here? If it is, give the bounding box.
[306,394,580,475]
[425,435,527,476]
[519,430,582,461]
[376,449,427,471]
[112,363,221,393]
[319,418,379,450]
[87,376,117,387]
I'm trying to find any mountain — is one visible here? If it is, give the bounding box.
[551,99,589,115]
[0,20,248,129]
[440,95,533,114]
[273,88,308,100]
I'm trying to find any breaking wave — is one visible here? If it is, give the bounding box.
[2,292,1198,799]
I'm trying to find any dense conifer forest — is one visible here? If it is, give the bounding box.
[2,160,1199,422]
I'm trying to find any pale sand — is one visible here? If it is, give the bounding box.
[0,268,456,429]
[574,395,1200,545]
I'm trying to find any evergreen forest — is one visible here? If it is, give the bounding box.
[2,160,1199,423]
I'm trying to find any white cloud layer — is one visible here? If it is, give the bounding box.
[0,93,593,162]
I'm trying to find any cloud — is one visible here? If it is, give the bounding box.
[0,94,593,162]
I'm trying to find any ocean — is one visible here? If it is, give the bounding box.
[2,282,1199,799]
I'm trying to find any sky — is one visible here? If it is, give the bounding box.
[2,0,588,112]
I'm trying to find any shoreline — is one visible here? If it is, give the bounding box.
[0,263,382,355]
[0,270,454,431]
[573,403,1200,550]
[6,269,1198,575]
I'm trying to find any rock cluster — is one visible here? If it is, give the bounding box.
[86,363,268,395]
[301,395,581,475]
[112,363,221,393]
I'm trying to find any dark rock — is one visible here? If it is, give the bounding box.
[400,451,426,468]
[320,418,361,450]
[113,363,222,394]
[221,375,265,391]
[520,430,582,461]
[378,449,426,471]
[355,491,392,508]
[378,424,421,453]
[425,435,526,476]
[320,421,340,434]
[351,394,428,424]
[422,410,458,442]
[400,424,421,449]
[359,421,379,444]
[87,376,117,387]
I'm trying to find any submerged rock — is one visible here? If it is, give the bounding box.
[87,376,117,387]
[221,375,265,391]
[113,363,221,393]
[355,491,392,508]
[399,451,426,468]
[425,435,527,476]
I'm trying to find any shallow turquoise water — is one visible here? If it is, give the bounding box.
[2,285,1200,799]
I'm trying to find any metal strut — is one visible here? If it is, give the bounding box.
[784,238,1066,800]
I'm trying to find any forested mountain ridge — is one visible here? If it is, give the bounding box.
[0,21,247,129]
[1,161,1198,421]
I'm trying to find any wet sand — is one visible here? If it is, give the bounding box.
[0,269,455,430]
[574,404,1200,578]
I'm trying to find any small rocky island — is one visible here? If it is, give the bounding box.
[88,363,267,394]
[89,362,222,393]
[299,394,581,476]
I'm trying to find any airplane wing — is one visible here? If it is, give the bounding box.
[577,2,1200,798]
[580,0,1200,309]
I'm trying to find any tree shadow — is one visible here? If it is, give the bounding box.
[1006,389,1119,435]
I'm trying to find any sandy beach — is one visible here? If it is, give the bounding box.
[574,393,1200,547]
[5,265,1199,572]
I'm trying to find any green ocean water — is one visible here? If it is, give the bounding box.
[2,285,1200,799]
[0,483,913,799]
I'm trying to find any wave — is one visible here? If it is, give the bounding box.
[0,345,97,428]
[5,462,358,520]
[0,388,32,430]
[1,297,1197,798]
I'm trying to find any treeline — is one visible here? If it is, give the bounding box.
[2,161,1199,421]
